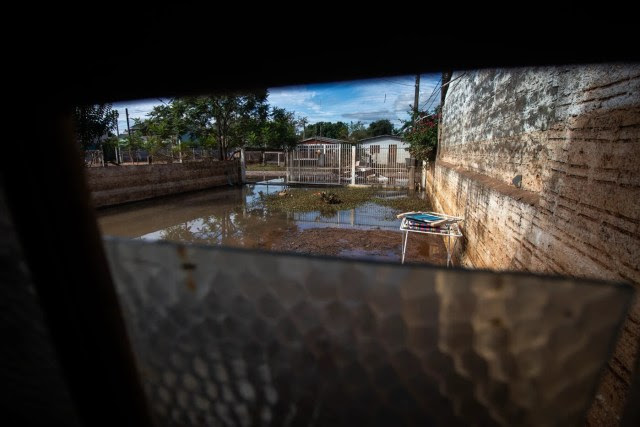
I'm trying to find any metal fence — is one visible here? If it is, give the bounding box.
[85,147,220,166]
[84,150,104,167]
[354,145,410,186]
[287,144,411,187]
[287,144,347,184]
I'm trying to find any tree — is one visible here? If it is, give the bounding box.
[401,107,440,161]
[73,104,117,150]
[368,119,394,136]
[185,91,269,160]
[348,121,370,142]
[297,116,308,139]
[146,99,189,141]
[306,121,348,139]
[262,107,298,150]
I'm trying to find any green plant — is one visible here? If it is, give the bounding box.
[401,106,440,161]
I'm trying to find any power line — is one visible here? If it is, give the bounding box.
[422,88,441,112]
[420,79,442,111]
[440,71,468,90]
[414,74,420,114]
[379,78,415,87]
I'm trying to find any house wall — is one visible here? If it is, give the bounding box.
[86,159,241,208]
[360,138,411,165]
[428,64,640,424]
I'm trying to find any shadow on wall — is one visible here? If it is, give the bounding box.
[520,105,640,282]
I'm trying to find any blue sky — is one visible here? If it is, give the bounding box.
[112,73,441,133]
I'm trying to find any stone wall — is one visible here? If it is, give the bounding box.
[86,160,241,208]
[430,64,640,425]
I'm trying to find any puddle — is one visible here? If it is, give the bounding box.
[292,202,400,231]
[97,180,446,264]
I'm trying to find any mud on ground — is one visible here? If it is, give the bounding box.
[255,228,449,265]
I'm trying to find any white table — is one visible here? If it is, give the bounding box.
[400,216,463,266]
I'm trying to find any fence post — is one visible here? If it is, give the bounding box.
[338,145,341,185]
[240,148,246,183]
[351,146,356,185]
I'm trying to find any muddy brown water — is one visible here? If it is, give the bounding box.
[97,181,448,265]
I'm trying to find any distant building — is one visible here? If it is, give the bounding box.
[357,135,411,165]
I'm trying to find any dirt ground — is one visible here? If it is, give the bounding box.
[265,228,449,265]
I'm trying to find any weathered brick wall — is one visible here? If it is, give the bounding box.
[86,160,241,208]
[435,65,639,280]
[430,64,640,425]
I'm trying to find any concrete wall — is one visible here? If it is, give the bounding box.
[87,160,241,208]
[429,64,640,425]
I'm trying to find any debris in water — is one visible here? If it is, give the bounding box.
[320,192,341,204]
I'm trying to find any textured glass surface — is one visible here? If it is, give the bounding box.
[104,237,633,426]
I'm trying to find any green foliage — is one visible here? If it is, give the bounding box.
[297,116,309,138]
[401,107,440,161]
[73,104,117,149]
[368,119,394,136]
[262,187,378,214]
[260,107,298,150]
[144,92,269,160]
[305,121,349,140]
[261,187,433,215]
[373,195,433,212]
[301,119,395,142]
[142,94,305,156]
[348,121,370,142]
[146,99,189,140]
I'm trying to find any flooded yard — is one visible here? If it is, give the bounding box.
[98,181,448,264]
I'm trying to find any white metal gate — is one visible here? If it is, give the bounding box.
[287,144,350,185]
[287,144,410,187]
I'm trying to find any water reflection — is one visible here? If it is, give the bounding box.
[99,181,417,246]
[291,202,400,231]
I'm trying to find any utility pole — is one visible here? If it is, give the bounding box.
[125,108,133,163]
[437,71,453,161]
[114,112,120,164]
[441,71,452,105]
[414,74,420,115]
[413,74,421,187]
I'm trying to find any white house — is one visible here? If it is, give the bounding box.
[357,135,411,165]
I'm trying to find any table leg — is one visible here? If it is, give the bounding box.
[402,230,409,264]
[449,236,458,267]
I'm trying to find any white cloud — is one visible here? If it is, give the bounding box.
[267,74,441,126]
[107,73,442,134]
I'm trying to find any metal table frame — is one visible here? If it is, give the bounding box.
[400,213,463,266]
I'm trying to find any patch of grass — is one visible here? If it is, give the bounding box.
[246,164,285,171]
[261,186,433,216]
[373,195,433,213]
[261,187,377,214]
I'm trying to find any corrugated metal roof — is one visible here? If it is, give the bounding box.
[357,134,405,143]
[300,136,346,144]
